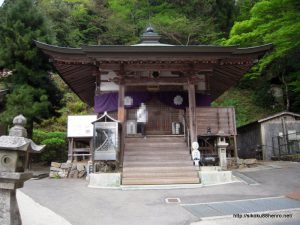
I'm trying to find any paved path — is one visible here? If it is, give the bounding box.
[17,190,72,225]
[190,209,300,225]
[19,161,300,225]
[183,197,300,218]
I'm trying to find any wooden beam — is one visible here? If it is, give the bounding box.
[99,63,213,72]
[117,76,204,86]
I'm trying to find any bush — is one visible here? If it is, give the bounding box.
[33,129,68,164]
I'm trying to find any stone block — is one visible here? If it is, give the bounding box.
[78,171,86,178]
[69,170,78,179]
[199,171,233,185]
[61,163,72,169]
[51,162,61,168]
[49,171,59,178]
[236,158,244,165]
[88,173,121,188]
[239,164,246,169]
[58,171,67,178]
[244,158,257,165]
[50,167,63,172]
[77,164,85,172]
[71,164,77,171]
[200,166,221,172]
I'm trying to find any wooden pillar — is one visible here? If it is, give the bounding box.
[188,81,197,143]
[118,82,126,166]
[232,108,238,159]
[233,135,238,158]
[118,83,125,122]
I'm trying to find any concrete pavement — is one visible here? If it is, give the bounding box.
[17,190,72,225]
[19,161,300,225]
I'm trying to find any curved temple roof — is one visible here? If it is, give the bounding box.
[35,39,272,107]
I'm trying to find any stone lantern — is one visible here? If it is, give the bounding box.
[217,137,228,170]
[0,115,45,225]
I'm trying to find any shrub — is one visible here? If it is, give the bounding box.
[33,129,67,164]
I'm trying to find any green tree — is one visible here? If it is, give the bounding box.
[224,0,300,112]
[0,0,62,136]
[38,0,109,47]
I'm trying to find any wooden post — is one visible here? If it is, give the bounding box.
[89,138,93,162]
[118,83,125,122]
[118,81,126,166]
[188,81,197,143]
[232,108,238,159]
[68,138,74,161]
[233,135,238,158]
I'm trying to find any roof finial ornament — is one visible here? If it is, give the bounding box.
[146,24,154,33]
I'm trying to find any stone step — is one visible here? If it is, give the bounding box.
[125,137,185,143]
[122,170,199,178]
[125,147,189,152]
[122,135,197,185]
[123,165,198,173]
[123,160,194,167]
[122,177,200,185]
[124,151,190,156]
[124,155,191,161]
[125,142,187,148]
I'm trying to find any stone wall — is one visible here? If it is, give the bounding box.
[50,162,87,179]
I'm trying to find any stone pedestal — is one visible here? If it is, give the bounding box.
[218,148,227,169]
[0,172,32,225]
[0,189,21,225]
[217,137,228,170]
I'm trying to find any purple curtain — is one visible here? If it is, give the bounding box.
[125,91,152,108]
[94,91,211,113]
[94,93,118,113]
[156,92,188,109]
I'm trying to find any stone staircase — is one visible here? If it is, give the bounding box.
[122,136,200,185]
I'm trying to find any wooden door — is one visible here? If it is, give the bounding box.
[127,98,184,135]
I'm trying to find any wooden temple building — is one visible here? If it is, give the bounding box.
[35,27,271,185]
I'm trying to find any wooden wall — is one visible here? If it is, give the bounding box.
[195,107,236,136]
[261,121,300,160]
[237,122,261,159]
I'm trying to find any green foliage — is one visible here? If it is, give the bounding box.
[223,0,300,113]
[35,75,92,132]
[33,129,67,163]
[213,88,278,127]
[106,0,236,45]
[0,85,50,125]
[235,0,261,21]
[38,0,108,46]
[0,0,63,133]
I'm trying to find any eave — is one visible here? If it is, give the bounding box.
[35,41,272,107]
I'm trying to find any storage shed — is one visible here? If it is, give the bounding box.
[237,112,300,160]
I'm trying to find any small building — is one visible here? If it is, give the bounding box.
[237,111,300,160]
